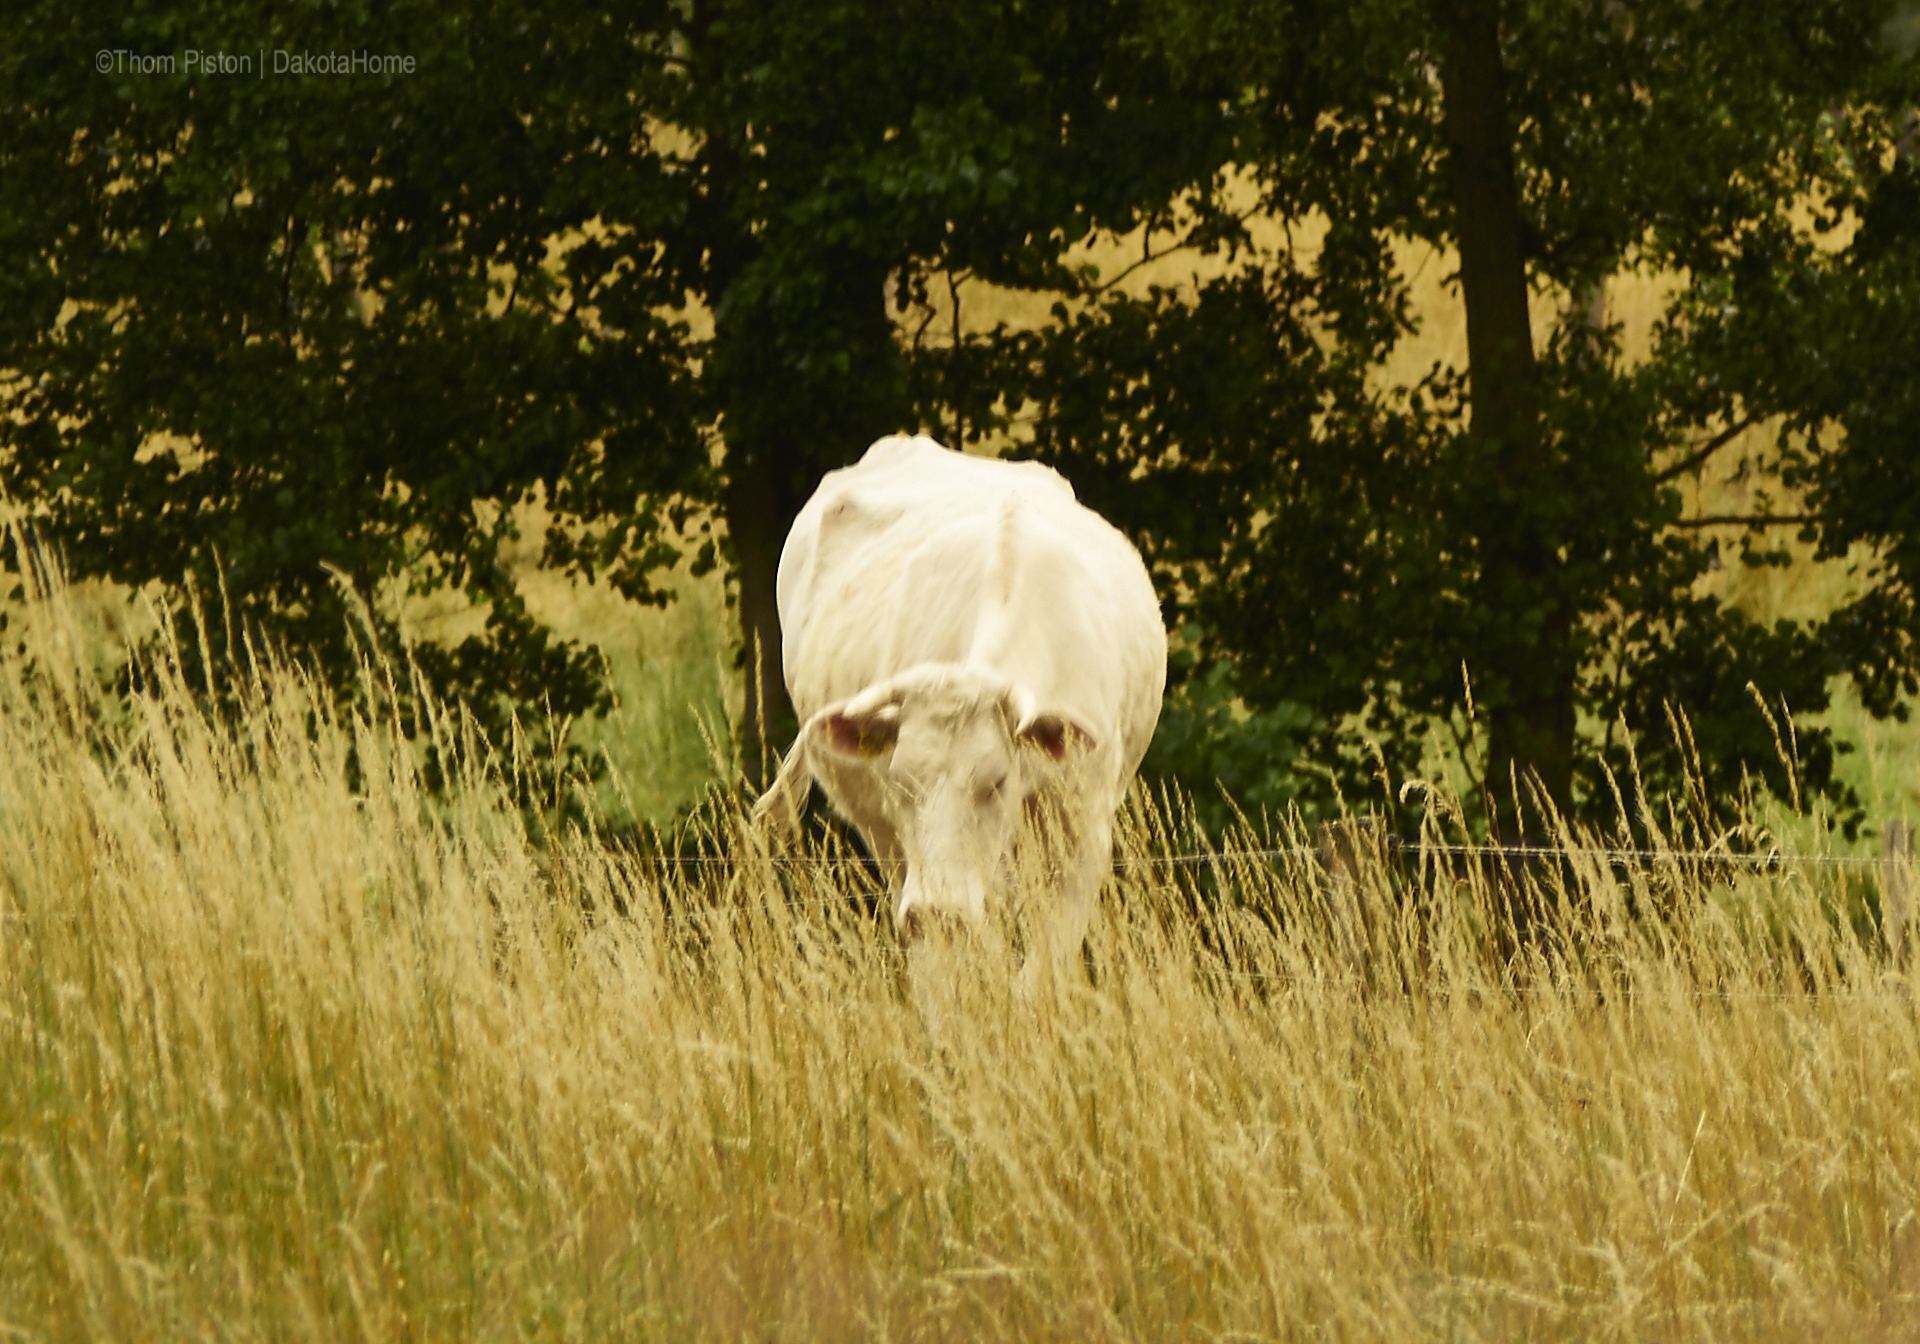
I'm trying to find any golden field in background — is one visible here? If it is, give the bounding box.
[4,543,1919,1341]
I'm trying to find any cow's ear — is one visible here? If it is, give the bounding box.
[825,706,900,759]
[1016,714,1094,762]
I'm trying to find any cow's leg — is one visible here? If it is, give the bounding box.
[852,817,907,914]
[1016,815,1110,997]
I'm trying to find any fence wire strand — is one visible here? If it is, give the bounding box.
[611,839,1892,874]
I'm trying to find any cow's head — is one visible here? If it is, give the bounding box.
[760,664,1095,940]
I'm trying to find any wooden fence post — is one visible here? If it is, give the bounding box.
[1885,821,1912,960]
[1317,817,1387,978]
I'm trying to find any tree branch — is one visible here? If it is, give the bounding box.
[948,267,965,446]
[909,294,938,352]
[1668,513,1814,529]
[280,213,303,335]
[1092,205,1260,295]
[1653,415,1758,484]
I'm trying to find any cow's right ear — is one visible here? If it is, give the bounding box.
[824,705,900,759]
[1015,713,1094,762]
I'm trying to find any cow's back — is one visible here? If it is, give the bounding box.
[777,435,1165,779]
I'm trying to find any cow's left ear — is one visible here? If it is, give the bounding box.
[1015,713,1095,762]
[823,703,901,759]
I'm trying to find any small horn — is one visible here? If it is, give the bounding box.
[1007,684,1041,735]
[842,678,910,719]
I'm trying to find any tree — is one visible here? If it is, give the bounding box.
[1782,88,1920,725]
[10,0,1914,847]
[0,0,704,760]
[1011,0,1920,837]
[650,0,1231,766]
[1,0,1229,786]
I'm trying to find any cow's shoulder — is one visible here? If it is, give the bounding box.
[848,435,1076,505]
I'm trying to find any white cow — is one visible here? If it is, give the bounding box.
[753,434,1167,978]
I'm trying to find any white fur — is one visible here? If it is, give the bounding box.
[754,435,1167,978]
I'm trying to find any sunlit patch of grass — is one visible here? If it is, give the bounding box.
[387,497,739,829]
[569,573,738,831]
[4,547,1920,1341]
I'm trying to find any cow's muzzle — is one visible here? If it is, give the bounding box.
[897,903,978,945]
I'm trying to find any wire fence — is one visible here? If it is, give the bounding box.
[600,837,1901,875]
[1183,968,1912,1001]
[563,828,1919,1003]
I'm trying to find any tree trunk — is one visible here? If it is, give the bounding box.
[1431,0,1575,830]
[723,438,805,784]
[714,250,909,784]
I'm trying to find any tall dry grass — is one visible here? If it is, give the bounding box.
[4,552,1920,1342]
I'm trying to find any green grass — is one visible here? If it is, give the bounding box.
[573,576,738,830]
[396,508,740,831]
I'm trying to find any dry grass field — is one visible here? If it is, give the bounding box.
[6,539,1920,1342]
[5,193,1915,1339]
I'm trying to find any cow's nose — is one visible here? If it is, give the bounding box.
[898,905,971,944]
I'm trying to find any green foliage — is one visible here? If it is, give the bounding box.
[652,0,1238,750]
[0,0,704,760]
[1010,0,1920,837]
[1142,633,1328,835]
[2,0,1916,842]
[1783,148,1920,723]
